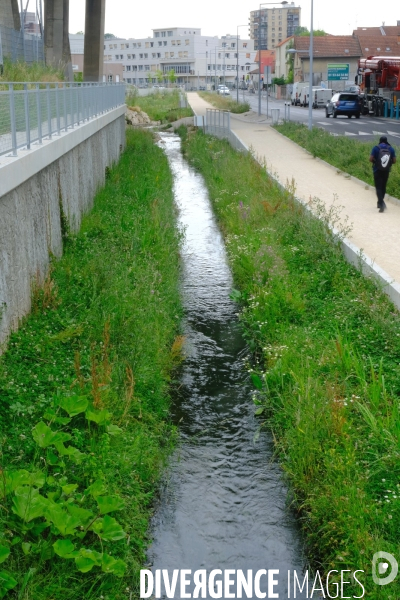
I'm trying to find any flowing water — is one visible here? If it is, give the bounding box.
[148,133,307,599]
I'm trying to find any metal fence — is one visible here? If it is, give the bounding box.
[0,24,44,65]
[204,108,248,153]
[0,82,126,157]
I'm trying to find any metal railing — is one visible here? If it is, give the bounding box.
[0,82,126,157]
[205,108,248,153]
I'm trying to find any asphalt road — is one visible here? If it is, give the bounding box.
[240,91,400,147]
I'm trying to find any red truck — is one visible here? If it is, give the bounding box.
[356,56,400,115]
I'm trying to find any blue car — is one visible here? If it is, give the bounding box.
[325,92,361,119]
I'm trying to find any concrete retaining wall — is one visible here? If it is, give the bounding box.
[0,105,126,349]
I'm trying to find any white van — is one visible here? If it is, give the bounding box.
[312,88,333,108]
[301,86,333,108]
[291,82,309,106]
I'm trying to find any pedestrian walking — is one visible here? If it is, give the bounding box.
[369,136,397,212]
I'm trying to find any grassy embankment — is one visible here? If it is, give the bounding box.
[0,129,182,599]
[198,91,250,114]
[0,57,64,84]
[180,127,400,599]
[275,121,400,199]
[127,89,193,123]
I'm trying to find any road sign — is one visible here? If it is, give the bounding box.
[327,64,350,81]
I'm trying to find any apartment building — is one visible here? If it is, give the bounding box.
[249,2,300,50]
[102,27,257,88]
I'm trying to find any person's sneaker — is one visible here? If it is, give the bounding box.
[379,207,384,213]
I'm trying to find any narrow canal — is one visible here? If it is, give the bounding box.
[148,133,307,599]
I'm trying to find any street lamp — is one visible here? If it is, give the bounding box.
[236,24,247,103]
[287,0,314,131]
[258,1,288,116]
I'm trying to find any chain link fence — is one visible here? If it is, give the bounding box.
[205,108,248,153]
[0,82,126,157]
[0,24,44,65]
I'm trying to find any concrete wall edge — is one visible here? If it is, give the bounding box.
[0,104,126,199]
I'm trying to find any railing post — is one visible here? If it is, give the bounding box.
[56,84,61,135]
[9,84,18,156]
[46,83,52,139]
[24,84,31,150]
[76,84,80,125]
[63,83,68,131]
[36,83,42,144]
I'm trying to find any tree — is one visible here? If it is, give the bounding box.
[155,69,164,84]
[272,76,286,86]
[294,26,327,36]
[104,33,117,39]
[75,31,84,35]
[285,39,294,83]
[168,69,176,86]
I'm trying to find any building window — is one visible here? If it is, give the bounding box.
[157,53,161,58]
[165,52,169,58]
[168,31,173,36]
[126,65,131,71]
[158,41,162,46]
[155,32,160,37]
[144,53,148,58]
[185,39,189,45]
[246,53,250,58]
[127,54,131,59]
[137,42,141,47]
[152,53,156,58]
[161,31,166,37]
[108,74,113,82]
[132,54,136,58]
[139,65,143,71]
[150,42,154,47]
[132,43,136,48]
[145,42,149,48]
[231,43,235,48]
[139,53,143,58]
[170,52,174,57]
[145,65,150,70]
[177,40,181,45]
[206,39,208,46]
[163,41,167,46]
[243,42,247,48]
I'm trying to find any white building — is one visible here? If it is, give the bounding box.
[103,27,257,88]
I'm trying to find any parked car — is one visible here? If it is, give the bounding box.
[217,85,230,96]
[325,92,361,118]
[343,85,361,94]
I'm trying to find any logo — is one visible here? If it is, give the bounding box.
[381,155,390,168]
[372,552,398,586]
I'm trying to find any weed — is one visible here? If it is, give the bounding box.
[0,129,181,599]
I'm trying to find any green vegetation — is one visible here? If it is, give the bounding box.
[198,91,250,114]
[127,89,193,123]
[276,121,400,199]
[0,129,182,599]
[0,57,64,83]
[181,128,400,599]
[294,26,328,36]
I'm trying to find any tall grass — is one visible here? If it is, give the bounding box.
[276,121,400,199]
[127,89,193,123]
[0,129,182,599]
[199,91,250,114]
[181,128,400,599]
[0,57,64,83]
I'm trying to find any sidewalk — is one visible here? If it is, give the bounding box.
[187,92,400,286]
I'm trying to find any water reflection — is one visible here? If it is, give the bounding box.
[148,133,307,598]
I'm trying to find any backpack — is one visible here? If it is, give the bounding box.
[376,145,393,172]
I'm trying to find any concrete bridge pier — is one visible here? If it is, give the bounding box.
[83,0,106,82]
[44,0,72,79]
[0,0,21,30]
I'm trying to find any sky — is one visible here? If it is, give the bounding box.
[68,0,399,40]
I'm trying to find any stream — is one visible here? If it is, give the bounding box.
[147,132,308,599]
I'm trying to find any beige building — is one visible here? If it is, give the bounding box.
[70,34,123,82]
[293,35,362,88]
[274,35,294,79]
[249,2,300,50]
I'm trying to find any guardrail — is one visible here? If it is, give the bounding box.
[204,108,248,153]
[0,82,126,157]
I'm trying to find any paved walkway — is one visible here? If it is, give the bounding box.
[187,92,400,285]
